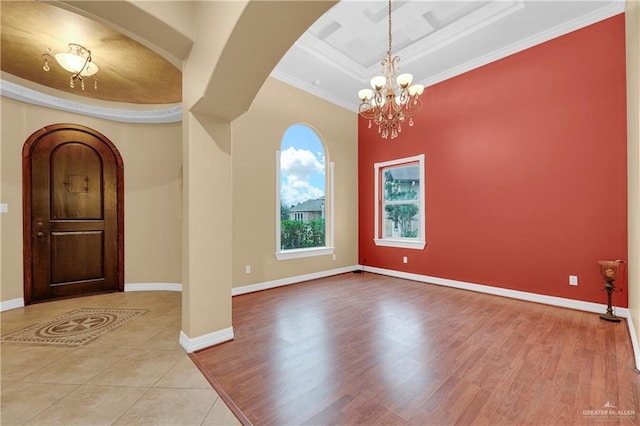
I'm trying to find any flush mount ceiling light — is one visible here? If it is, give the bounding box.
[42,43,99,91]
[357,0,424,140]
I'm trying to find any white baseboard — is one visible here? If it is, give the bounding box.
[625,314,640,371]
[363,265,628,315]
[231,265,361,296]
[124,283,183,292]
[179,327,234,353]
[0,297,24,312]
[363,265,639,370]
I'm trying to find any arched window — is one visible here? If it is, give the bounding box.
[276,124,334,260]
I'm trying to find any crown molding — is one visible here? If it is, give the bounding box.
[1,79,182,124]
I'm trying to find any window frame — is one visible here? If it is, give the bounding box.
[275,127,334,261]
[374,154,426,250]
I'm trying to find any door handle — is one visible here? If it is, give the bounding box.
[36,231,45,238]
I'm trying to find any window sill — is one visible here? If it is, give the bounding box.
[275,246,335,260]
[374,239,426,250]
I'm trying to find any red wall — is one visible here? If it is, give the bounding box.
[358,15,628,307]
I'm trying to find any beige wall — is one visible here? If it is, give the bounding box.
[627,0,640,368]
[232,77,358,288]
[0,77,358,320]
[0,97,182,303]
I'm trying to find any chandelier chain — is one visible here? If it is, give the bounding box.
[387,0,392,57]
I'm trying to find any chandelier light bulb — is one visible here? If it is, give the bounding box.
[396,73,413,88]
[408,84,424,96]
[56,52,86,73]
[358,89,373,101]
[55,52,98,76]
[370,76,386,91]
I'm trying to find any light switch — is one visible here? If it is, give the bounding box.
[569,275,578,286]
[0,203,7,214]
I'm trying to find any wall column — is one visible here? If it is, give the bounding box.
[177,1,247,352]
[180,111,233,351]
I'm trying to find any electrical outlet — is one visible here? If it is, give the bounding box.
[569,275,578,286]
[245,265,251,274]
[332,254,336,261]
[403,256,408,264]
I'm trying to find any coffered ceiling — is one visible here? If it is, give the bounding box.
[0,0,626,116]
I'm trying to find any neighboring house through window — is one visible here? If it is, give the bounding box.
[374,154,426,249]
[290,197,324,222]
[276,124,334,260]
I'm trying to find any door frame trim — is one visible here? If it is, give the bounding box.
[22,123,125,304]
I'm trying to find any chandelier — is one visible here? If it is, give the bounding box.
[357,0,424,140]
[42,43,99,91]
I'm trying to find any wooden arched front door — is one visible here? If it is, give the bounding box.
[23,124,124,304]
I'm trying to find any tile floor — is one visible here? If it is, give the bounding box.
[0,291,240,426]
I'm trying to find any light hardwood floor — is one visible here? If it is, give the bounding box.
[192,272,640,425]
[0,291,239,425]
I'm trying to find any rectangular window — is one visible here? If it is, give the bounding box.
[374,154,425,249]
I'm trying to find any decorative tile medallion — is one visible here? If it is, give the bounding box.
[0,308,148,347]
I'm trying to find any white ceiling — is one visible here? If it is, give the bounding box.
[271,0,625,112]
